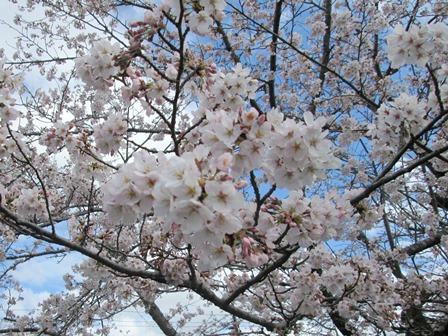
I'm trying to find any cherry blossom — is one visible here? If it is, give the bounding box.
[0,1,447,335]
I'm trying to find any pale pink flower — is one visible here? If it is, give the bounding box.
[241,108,259,125]
[189,11,213,36]
[209,211,242,234]
[204,180,244,213]
[173,200,213,234]
[216,152,233,171]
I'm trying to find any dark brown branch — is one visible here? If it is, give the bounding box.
[147,303,178,336]
[268,0,283,108]
[309,0,332,114]
[0,328,59,335]
[329,310,353,336]
[433,194,448,211]
[351,144,448,206]
[404,233,442,256]
[189,278,283,332]
[138,294,178,336]
[223,247,300,306]
[0,204,166,283]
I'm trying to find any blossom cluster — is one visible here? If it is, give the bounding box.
[161,0,226,36]
[187,64,339,188]
[75,39,122,91]
[101,61,347,271]
[258,190,353,251]
[101,148,246,271]
[101,146,352,272]
[40,121,74,153]
[93,113,127,154]
[386,23,448,68]
[264,110,340,189]
[12,187,53,221]
[192,107,339,190]
[369,93,429,159]
[0,59,22,124]
[92,50,349,271]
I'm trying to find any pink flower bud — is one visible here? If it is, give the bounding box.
[241,236,252,257]
[215,10,226,21]
[234,180,248,189]
[221,174,233,181]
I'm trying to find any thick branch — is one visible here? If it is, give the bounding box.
[433,194,448,211]
[0,205,165,283]
[403,234,442,256]
[309,0,332,114]
[351,144,448,206]
[329,310,353,336]
[268,0,283,108]
[0,328,58,335]
[188,279,283,332]
[138,294,178,336]
[223,247,299,306]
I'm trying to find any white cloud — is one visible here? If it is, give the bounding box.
[10,287,51,313]
[0,2,52,60]
[0,3,21,58]
[110,308,163,336]
[11,251,82,291]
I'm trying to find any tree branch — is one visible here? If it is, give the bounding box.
[0,204,166,283]
[351,144,448,206]
[404,233,442,256]
[138,294,178,336]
